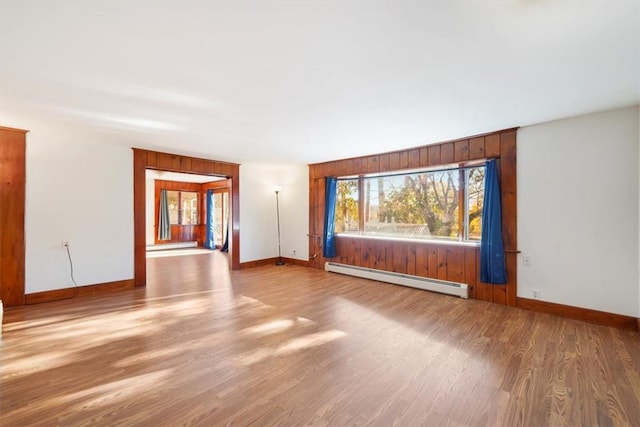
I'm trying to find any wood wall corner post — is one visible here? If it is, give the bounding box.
[0,126,28,306]
[133,149,147,287]
[230,175,240,270]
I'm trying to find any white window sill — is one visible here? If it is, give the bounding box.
[336,233,481,247]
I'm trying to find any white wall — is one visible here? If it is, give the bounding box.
[239,163,309,263]
[23,127,310,294]
[25,130,134,293]
[518,106,639,317]
[277,164,310,261]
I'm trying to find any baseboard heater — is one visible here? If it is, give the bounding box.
[146,241,198,252]
[325,262,469,299]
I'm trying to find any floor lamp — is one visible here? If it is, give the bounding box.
[275,188,285,266]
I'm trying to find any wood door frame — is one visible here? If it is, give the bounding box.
[133,149,240,287]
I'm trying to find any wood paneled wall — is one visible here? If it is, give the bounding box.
[133,149,240,287]
[0,127,27,307]
[152,179,232,246]
[154,180,205,246]
[202,180,231,192]
[308,128,518,306]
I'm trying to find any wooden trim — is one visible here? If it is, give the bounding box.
[283,257,311,268]
[240,258,281,269]
[0,126,29,133]
[201,180,231,191]
[239,257,310,269]
[0,127,27,307]
[134,150,147,286]
[133,149,241,289]
[517,297,638,331]
[309,127,519,167]
[25,279,135,305]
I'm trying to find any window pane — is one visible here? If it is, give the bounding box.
[181,192,199,225]
[167,191,179,225]
[222,192,229,244]
[335,180,359,233]
[212,191,229,246]
[466,167,485,240]
[333,165,485,243]
[364,171,460,240]
[213,193,223,246]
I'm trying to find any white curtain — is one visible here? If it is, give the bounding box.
[158,189,171,240]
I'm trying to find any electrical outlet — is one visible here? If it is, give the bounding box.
[523,255,532,267]
[292,250,297,257]
[532,289,539,299]
[62,240,70,249]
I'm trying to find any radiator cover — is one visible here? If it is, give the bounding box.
[325,262,469,299]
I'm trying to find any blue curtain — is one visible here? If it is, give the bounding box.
[480,159,507,284]
[221,224,229,252]
[158,189,171,241]
[204,190,215,249]
[322,177,338,258]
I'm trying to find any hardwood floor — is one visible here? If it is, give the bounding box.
[2,251,639,426]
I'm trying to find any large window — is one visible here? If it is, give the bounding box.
[335,165,485,242]
[167,191,199,225]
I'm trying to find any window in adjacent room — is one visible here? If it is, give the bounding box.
[167,191,199,225]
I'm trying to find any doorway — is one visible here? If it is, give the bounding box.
[146,169,228,251]
[133,149,240,287]
[212,191,229,248]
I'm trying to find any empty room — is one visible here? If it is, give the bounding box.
[1,1,639,426]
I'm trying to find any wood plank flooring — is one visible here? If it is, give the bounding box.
[2,250,640,426]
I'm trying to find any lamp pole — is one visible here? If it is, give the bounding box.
[275,190,284,266]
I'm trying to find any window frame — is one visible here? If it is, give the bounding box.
[167,190,200,226]
[334,161,487,244]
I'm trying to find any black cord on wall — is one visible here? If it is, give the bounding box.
[65,243,80,298]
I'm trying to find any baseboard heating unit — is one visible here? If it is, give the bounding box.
[325,262,469,299]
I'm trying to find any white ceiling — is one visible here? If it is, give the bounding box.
[1,1,638,164]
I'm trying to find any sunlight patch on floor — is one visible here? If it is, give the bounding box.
[5,297,216,360]
[56,369,173,410]
[2,315,76,333]
[240,316,314,337]
[234,295,274,311]
[237,329,348,365]
[2,351,76,378]
[241,318,295,336]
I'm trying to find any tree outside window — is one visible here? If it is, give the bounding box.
[334,166,485,242]
[167,191,199,225]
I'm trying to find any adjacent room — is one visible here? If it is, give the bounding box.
[1,1,639,425]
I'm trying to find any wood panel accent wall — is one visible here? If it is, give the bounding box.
[308,128,518,306]
[154,180,205,246]
[0,126,27,307]
[133,149,240,287]
[202,180,231,192]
